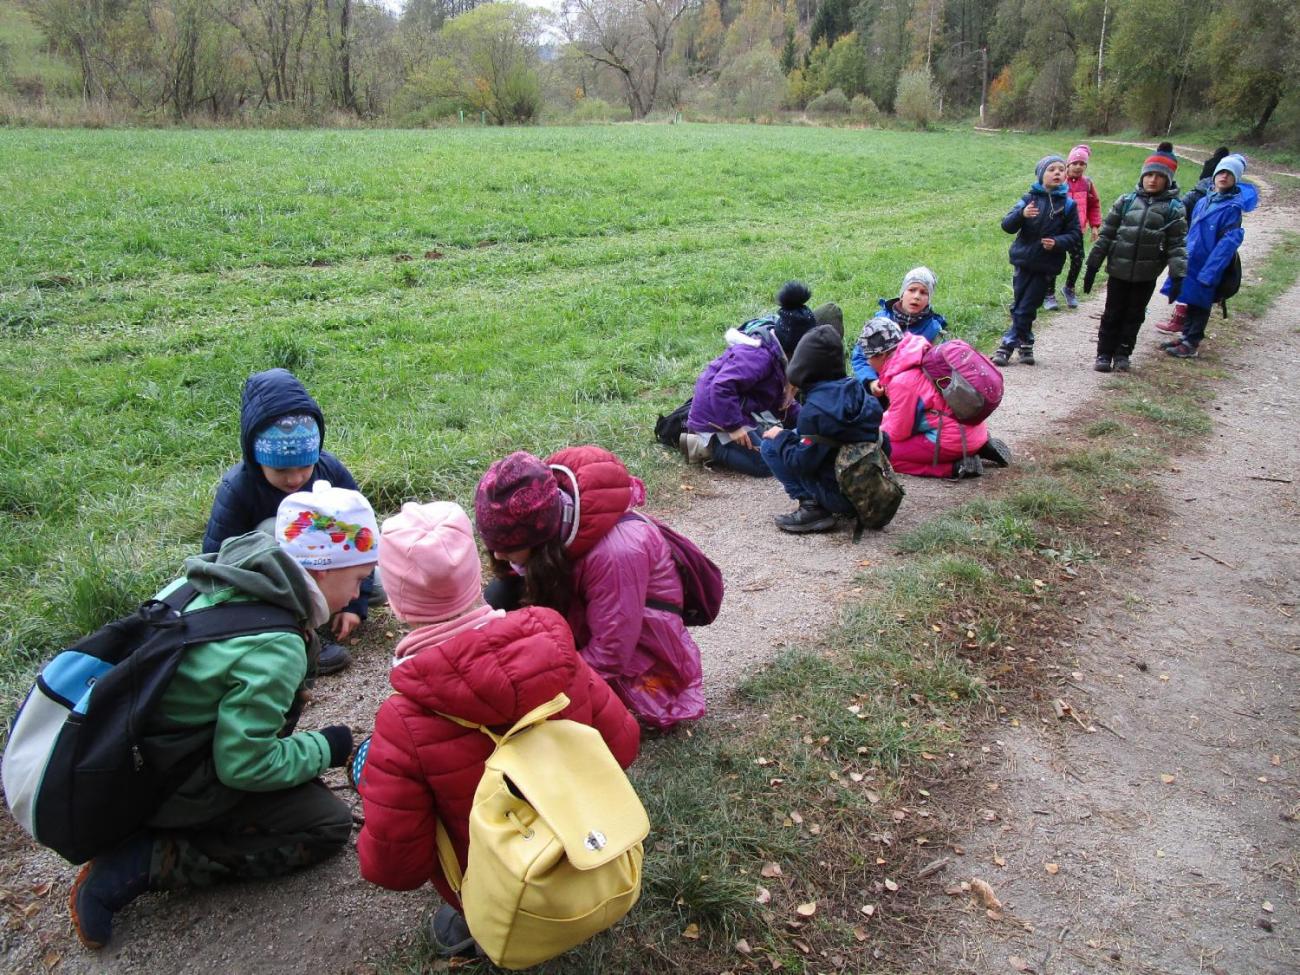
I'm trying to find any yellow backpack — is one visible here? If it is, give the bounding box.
[435,693,649,970]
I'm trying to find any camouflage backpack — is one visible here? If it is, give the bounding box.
[809,436,906,537]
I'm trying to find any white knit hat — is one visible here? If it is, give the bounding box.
[900,266,937,298]
[276,480,380,569]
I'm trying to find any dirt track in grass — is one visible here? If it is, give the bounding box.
[1,169,1296,975]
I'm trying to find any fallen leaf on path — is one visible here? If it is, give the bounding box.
[790,811,803,825]
[1263,900,1274,913]
[853,926,869,942]
[1008,956,1033,972]
[970,877,1002,910]
[796,901,817,917]
[1045,863,1060,875]
[1160,773,1176,784]
[760,862,782,878]
[681,923,700,940]
[30,882,52,897]
[993,855,1007,868]
[735,938,752,955]
[884,878,899,892]
[860,904,876,916]
[755,886,772,905]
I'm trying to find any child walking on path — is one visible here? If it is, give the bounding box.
[1044,145,1102,310]
[202,368,380,674]
[354,501,639,955]
[1160,153,1258,358]
[850,266,947,392]
[761,321,886,534]
[1083,149,1188,372]
[475,447,706,730]
[995,155,1081,366]
[69,481,380,949]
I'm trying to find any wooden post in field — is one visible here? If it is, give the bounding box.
[979,47,988,126]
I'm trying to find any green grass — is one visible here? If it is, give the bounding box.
[0,125,1167,709]
[1232,231,1300,318]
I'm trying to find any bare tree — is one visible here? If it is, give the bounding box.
[222,0,318,105]
[560,0,695,119]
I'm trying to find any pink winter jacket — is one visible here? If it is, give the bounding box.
[1068,175,1102,233]
[880,333,989,464]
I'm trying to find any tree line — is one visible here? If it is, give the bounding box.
[3,0,1296,144]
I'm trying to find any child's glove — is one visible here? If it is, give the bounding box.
[1166,277,1183,304]
[320,724,354,768]
[1082,268,1097,294]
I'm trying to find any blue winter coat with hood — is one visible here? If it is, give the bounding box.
[202,368,372,619]
[850,298,947,384]
[1001,183,1081,274]
[1161,182,1258,309]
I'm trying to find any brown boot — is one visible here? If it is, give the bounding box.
[1155,303,1187,334]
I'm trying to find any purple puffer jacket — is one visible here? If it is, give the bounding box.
[687,333,797,434]
[567,516,706,730]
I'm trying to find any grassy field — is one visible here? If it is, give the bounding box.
[0,124,1158,705]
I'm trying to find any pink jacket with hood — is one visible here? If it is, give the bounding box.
[879,334,989,472]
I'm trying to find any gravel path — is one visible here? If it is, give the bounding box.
[1,174,1294,975]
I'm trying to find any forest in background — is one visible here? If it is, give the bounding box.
[0,0,1296,147]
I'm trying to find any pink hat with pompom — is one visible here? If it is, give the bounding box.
[1068,144,1091,165]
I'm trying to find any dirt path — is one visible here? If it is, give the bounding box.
[2,187,1295,975]
[916,277,1300,975]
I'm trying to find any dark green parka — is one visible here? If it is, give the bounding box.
[1087,185,1188,283]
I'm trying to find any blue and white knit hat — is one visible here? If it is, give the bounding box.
[253,413,321,469]
[1213,153,1246,183]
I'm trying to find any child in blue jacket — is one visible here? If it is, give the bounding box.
[1161,154,1257,358]
[995,155,1081,366]
[761,322,885,534]
[851,266,946,392]
[202,368,379,673]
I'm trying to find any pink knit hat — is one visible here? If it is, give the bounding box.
[379,501,484,624]
[474,451,562,554]
[1068,144,1091,165]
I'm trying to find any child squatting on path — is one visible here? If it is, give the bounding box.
[863,318,1012,479]
[354,500,639,957]
[1043,144,1102,311]
[995,154,1082,366]
[1083,147,1188,373]
[69,481,379,949]
[475,447,706,730]
[850,266,946,394]
[202,368,384,675]
[760,320,886,534]
[1160,153,1258,359]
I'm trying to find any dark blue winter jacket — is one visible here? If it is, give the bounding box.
[202,368,372,619]
[1001,183,1081,274]
[770,378,884,498]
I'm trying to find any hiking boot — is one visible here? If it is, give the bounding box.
[1043,293,1060,311]
[317,641,352,676]
[1158,338,1182,350]
[951,456,984,480]
[977,437,1012,468]
[1113,354,1131,372]
[774,500,836,534]
[428,905,480,959]
[1093,355,1113,373]
[678,432,713,465]
[1165,342,1197,359]
[1017,346,1036,366]
[1156,304,1187,333]
[69,835,152,949]
[992,346,1013,367]
[1063,286,1079,309]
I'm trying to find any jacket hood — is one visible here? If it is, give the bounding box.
[240,369,326,469]
[388,606,579,726]
[880,332,929,384]
[182,530,325,627]
[788,323,846,388]
[546,446,643,560]
[801,377,882,443]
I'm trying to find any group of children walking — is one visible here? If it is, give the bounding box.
[21,140,1257,967]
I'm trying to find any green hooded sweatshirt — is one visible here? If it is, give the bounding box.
[150,532,334,812]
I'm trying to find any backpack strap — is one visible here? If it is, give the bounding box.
[430,692,572,895]
[619,511,687,618]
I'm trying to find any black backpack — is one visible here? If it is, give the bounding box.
[1215,253,1242,317]
[653,397,693,449]
[2,584,300,864]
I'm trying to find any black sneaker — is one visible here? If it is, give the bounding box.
[774,501,836,534]
[1018,346,1036,366]
[992,346,1012,367]
[1113,354,1131,372]
[1094,355,1113,372]
[317,641,352,675]
[977,437,1012,468]
[428,905,480,959]
[69,835,153,949]
[952,456,984,480]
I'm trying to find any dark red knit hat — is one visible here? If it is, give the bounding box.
[474,451,562,553]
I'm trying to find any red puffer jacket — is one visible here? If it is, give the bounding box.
[355,606,640,908]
